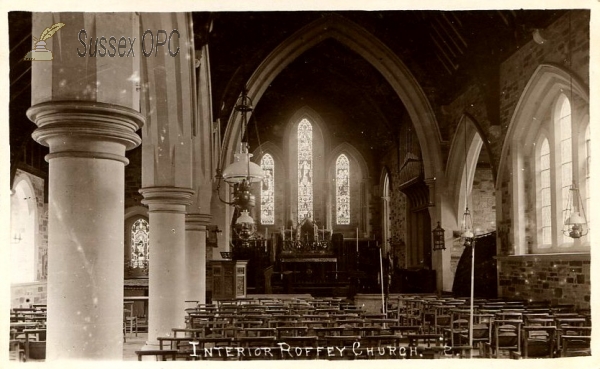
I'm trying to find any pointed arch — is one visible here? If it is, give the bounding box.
[499,63,589,254]
[222,13,442,183]
[11,172,39,283]
[497,64,589,188]
[327,142,369,179]
[446,115,484,222]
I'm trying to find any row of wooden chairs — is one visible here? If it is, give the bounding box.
[9,307,47,361]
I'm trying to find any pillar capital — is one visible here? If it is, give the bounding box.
[424,177,436,206]
[27,101,144,163]
[186,213,212,231]
[140,187,195,213]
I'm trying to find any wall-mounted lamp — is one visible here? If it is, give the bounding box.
[432,221,446,251]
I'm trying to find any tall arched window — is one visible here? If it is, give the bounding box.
[336,154,350,224]
[298,119,313,220]
[585,124,591,218]
[558,98,573,244]
[130,218,149,269]
[539,138,552,246]
[260,153,275,224]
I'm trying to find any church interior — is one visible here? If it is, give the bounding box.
[7,9,593,361]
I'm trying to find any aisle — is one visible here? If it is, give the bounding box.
[123,333,148,361]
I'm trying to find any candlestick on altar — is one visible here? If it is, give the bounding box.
[356,227,359,252]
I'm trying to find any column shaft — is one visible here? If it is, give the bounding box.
[140,187,194,345]
[27,102,143,360]
[185,214,211,304]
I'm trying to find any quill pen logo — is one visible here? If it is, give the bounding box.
[24,22,65,61]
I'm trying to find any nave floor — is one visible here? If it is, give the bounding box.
[123,333,148,361]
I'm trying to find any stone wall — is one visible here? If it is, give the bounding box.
[497,253,590,310]
[11,282,48,309]
[471,166,496,233]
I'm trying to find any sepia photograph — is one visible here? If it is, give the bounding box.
[2,1,597,366]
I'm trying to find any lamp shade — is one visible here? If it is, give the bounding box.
[236,210,254,225]
[565,212,585,225]
[222,145,264,184]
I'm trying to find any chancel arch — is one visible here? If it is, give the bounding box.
[221,13,443,193]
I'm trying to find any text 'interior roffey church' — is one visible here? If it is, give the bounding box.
[7,9,593,362]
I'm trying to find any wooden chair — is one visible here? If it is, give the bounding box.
[314,326,344,340]
[322,335,361,351]
[123,301,138,341]
[9,339,25,361]
[407,333,446,359]
[135,349,178,361]
[22,329,46,361]
[443,309,469,348]
[512,326,556,359]
[276,326,308,339]
[557,326,591,353]
[468,313,494,353]
[561,335,591,357]
[237,336,278,348]
[236,327,277,339]
[482,319,522,358]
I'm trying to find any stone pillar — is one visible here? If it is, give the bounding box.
[185,214,212,304]
[27,12,143,360]
[28,103,142,360]
[140,187,194,345]
[138,13,197,346]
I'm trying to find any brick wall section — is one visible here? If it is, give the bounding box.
[440,83,491,145]
[472,166,496,233]
[499,11,589,143]
[11,282,47,309]
[498,254,590,310]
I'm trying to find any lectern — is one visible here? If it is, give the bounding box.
[209,260,248,300]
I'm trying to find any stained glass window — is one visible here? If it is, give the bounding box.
[540,139,551,245]
[131,218,149,269]
[298,119,313,221]
[261,154,275,224]
[336,154,350,224]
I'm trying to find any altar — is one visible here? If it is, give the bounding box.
[229,217,379,298]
